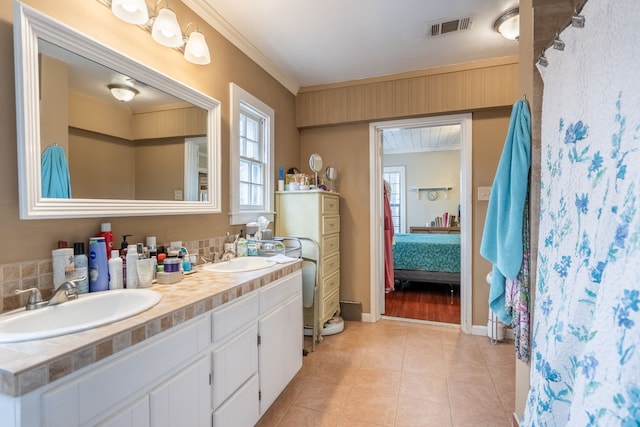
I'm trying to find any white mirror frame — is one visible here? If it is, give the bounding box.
[13,2,221,219]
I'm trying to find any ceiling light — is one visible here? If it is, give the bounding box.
[184,30,211,65]
[151,7,183,48]
[108,84,139,102]
[494,8,519,41]
[111,0,149,25]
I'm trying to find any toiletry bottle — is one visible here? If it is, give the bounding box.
[52,248,75,289]
[99,223,114,260]
[126,244,139,289]
[88,237,109,292]
[108,250,123,290]
[247,234,258,256]
[236,230,248,257]
[73,242,89,294]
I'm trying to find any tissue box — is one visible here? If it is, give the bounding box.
[157,271,182,285]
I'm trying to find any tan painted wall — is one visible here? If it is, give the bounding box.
[299,109,510,325]
[0,0,299,263]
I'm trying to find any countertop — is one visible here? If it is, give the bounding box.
[0,260,301,398]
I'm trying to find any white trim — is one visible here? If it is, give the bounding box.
[471,324,515,340]
[229,83,275,225]
[369,114,473,333]
[183,0,299,94]
[382,166,406,233]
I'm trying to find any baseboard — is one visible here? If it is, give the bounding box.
[471,324,515,340]
[361,313,514,340]
[512,412,520,426]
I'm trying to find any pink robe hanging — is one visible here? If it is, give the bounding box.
[383,186,395,292]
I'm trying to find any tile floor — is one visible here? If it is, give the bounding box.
[257,320,515,427]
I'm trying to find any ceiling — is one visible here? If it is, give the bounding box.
[186,0,520,93]
[383,125,461,154]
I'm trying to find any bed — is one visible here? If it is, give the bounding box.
[392,233,460,285]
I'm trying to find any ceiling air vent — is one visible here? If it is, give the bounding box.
[427,15,473,37]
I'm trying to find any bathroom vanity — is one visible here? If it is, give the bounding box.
[0,262,302,426]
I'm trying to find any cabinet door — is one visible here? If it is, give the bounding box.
[97,396,150,427]
[258,292,303,414]
[212,323,258,409]
[149,355,210,427]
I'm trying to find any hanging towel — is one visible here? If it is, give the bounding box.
[41,145,72,198]
[480,99,531,325]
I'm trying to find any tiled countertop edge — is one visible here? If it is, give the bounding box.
[0,262,301,397]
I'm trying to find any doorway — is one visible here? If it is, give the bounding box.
[368,114,473,333]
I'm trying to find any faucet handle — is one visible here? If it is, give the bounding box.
[15,287,44,309]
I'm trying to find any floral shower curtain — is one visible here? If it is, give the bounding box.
[523,0,640,425]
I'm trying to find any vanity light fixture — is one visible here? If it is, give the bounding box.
[111,0,149,25]
[151,6,183,48]
[102,0,211,65]
[108,84,139,102]
[184,25,211,65]
[494,7,519,41]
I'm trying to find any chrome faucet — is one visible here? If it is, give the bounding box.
[48,280,79,306]
[221,248,236,261]
[15,279,80,310]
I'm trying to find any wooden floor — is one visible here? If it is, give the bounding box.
[384,281,460,324]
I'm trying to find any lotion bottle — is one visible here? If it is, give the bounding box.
[108,250,123,290]
[126,244,139,289]
[88,237,109,292]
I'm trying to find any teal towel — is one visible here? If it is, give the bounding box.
[41,145,72,198]
[480,99,531,324]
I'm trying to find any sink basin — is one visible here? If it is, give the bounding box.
[201,257,276,273]
[0,289,162,343]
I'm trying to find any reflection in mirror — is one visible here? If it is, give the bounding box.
[39,40,208,201]
[14,2,221,218]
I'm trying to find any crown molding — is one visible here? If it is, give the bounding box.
[183,0,300,94]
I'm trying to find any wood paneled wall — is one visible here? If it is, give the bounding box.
[296,57,519,128]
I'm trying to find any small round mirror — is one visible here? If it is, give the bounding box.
[325,166,337,181]
[309,153,323,172]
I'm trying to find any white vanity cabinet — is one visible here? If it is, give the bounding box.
[258,271,303,413]
[32,314,212,427]
[212,270,303,425]
[2,269,303,427]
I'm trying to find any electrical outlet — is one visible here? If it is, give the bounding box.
[174,189,183,201]
[478,186,491,201]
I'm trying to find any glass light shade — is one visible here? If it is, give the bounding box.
[184,31,211,65]
[494,8,519,41]
[108,85,139,102]
[111,0,149,25]
[151,8,183,48]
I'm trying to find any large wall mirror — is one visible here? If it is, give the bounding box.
[14,2,221,219]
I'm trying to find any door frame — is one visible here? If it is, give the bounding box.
[368,114,473,333]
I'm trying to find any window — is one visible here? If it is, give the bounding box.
[383,167,406,234]
[230,83,275,225]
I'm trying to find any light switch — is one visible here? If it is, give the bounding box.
[478,186,491,201]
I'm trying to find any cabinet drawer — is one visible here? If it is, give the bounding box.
[321,195,339,215]
[212,374,260,427]
[322,215,340,235]
[212,324,258,410]
[320,270,340,301]
[321,234,339,257]
[212,293,258,343]
[321,253,340,278]
[320,289,340,321]
[260,271,301,314]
